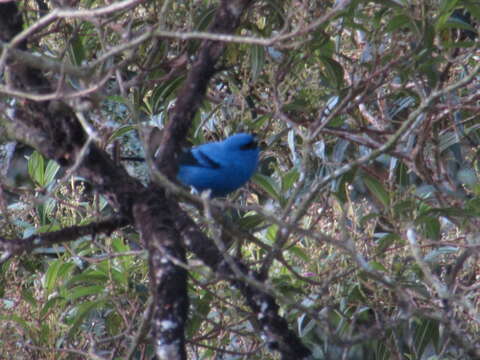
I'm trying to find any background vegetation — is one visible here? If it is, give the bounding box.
[0,0,479,359]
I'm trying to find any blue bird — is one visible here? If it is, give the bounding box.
[177,133,259,197]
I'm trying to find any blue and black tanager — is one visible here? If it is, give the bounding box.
[177,133,259,197]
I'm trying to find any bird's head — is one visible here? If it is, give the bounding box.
[222,133,258,152]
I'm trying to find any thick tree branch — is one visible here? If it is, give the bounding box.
[0,216,128,263]
[133,188,188,360]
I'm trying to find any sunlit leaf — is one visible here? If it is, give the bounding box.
[44,160,60,186]
[28,151,45,186]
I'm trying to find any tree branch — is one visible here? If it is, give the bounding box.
[0,216,128,263]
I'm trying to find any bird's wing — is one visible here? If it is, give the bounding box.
[179,148,221,169]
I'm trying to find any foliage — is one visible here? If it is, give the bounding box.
[1,0,480,359]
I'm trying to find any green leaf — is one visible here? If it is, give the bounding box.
[335,169,356,203]
[44,160,60,186]
[106,94,132,106]
[369,261,388,272]
[419,216,441,240]
[288,246,309,261]
[149,75,185,114]
[0,314,34,337]
[105,311,123,336]
[465,3,480,21]
[281,169,300,192]
[93,259,128,288]
[251,114,271,130]
[57,261,76,281]
[320,57,344,88]
[375,233,401,255]
[21,288,37,307]
[437,14,477,34]
[360,212,380,228]
[67,272,109,286]
[107,125,136,144]
[36,222,61,234]
[439,0,459,13]
[110,267,128,288]
[314,36,335,57]
[413,318,440,358]
[363,174,390,208]
[111,238,134,271]
[69,33,86,67]
[43,197,57,223]
[194,6,216,31]
[111,236,129,253]
[28,151,45,186]
[347,284,367,302]
[44,259,63,296]
[265,224,278,244]
[371,0,405,8]
[420,207,469,218]
[188,293,212,337]
[40,296,66,318]
[252,173,280,201]
[66,285,105,301]
[441,40,476,49]
[385,14,413,33]
[238,213,264,229]
[466,197,480,215]
[250,44,265,81]
[67,300,106,338]
[393,199,416,218]
[396,162,409,186]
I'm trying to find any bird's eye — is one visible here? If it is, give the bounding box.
[240,140,257,150]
